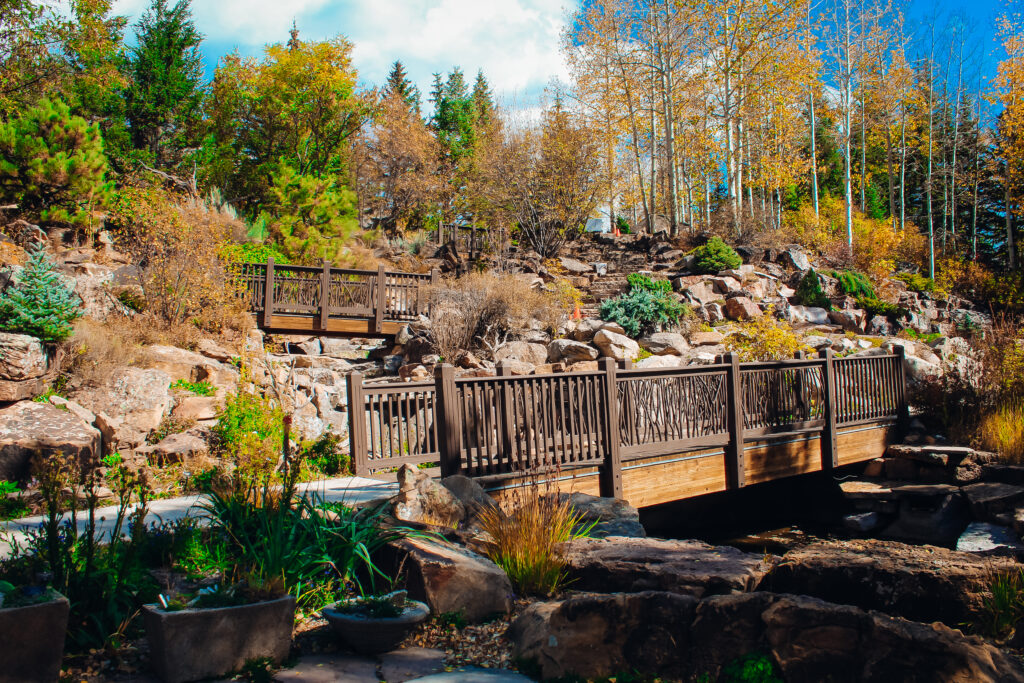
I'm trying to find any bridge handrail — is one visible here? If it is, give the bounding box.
[345,347,910,494]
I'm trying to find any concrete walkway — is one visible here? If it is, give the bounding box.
[0,476,400,556]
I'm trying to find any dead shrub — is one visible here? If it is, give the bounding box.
[62,317,144,387]
[425,272,559,359]
[110,184,249,336]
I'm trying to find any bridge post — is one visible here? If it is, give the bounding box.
[261,257,275,328]
[374,264,386,334]
[319,259,331,331]
[435,364,463,476]
[722,351,746,488]
[599,358,624,499]
[497,362,515,457]
[819,349,838,470]
[346,371,368,477]
[893,344,910,428]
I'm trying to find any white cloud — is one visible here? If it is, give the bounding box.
[109,0,576,107]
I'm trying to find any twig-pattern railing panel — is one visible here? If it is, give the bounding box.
[270,264,322,315]
[357,381,439,471]
[834,354,902,425]
[347,349,909,494]
[617,367,729,458]
[740,362,825,435]
[454,372,609,477]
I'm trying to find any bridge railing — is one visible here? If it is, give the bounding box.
[236,260,438,333]
[345,347,909,493]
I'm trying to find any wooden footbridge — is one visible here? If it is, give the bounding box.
[345,350,908,508]
[237,260,438,337]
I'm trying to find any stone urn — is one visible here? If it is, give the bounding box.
[322,593,430,655]
[142,595,296,683]
[0,591,70,683]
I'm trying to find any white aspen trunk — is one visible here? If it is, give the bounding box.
[950,35,963,246]
[808,0,820,218]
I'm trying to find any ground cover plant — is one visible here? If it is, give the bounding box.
[600,274,689,338]
[690,237,742,275]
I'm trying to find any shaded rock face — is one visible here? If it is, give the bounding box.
[389,537,512,623]
[511,591,1024,683]
[0,401,102,481]
[761,538,1018,627]
[564,537,769,597]
[557,492,645,538]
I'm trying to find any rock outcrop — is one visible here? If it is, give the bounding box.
[511,591,1024,682]
[0,401,102,480]
[564,537,770,597]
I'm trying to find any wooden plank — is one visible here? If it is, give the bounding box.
[836,423,894,466]
[265,315,404,337]
[723,351,746,488]
[319,259,330,330]
[435,364,463,476]
[743,434,823,485]
[599,358,623,498]
[819,348,838,469]
[621,450,728,508]
[374,264,386,334]
[262,257,275,328]
[346,371,368,476]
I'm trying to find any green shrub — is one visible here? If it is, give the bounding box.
[690,236,742,274]
[615,215,630,234]
[0,98,111,228]
[213,386,284,458]
[794,268,832,310]
[171,379,215,396]
[626,272,672,295]
[301,432,351,476]
[0,247,83,342]
[600,288,689,338]
[719,652,784,683]
[856,296,907,320]
[829,270,874,299]
[218,241,291,265]
[0,480,28,520]
[895,272,936,294]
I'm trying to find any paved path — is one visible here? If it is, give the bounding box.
[0,476,399,556]
[272,647,530,683]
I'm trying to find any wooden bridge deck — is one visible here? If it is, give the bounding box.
[345,350,908,508]
[238,260,437,338]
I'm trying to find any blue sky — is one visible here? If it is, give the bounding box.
[106,0,1013,109]
[110,0,576,107]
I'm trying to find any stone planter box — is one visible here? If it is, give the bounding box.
[322,598,429,655]
[0,593,70,683]
[143,595,295,683]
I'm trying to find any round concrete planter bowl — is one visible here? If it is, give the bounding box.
[0,592,70,683]
[143,595,296,683]
[322,598,430,654]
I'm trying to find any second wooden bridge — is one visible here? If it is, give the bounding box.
[237,260,438,338]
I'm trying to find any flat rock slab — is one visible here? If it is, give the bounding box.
[564,536,770,597]
[410,669,533,683]
[378,647,447,682]
[274,653,379,682]
[962,482,1024,519]
[839,480,957,500]
[956,522,1024,553]
[761,538,1019,626]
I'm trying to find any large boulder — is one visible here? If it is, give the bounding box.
[0,401,102,481]
[0,333,47,381]
[393,464,465,528]
[564,537,770,597]
[761,538,1018,627]
[593,329,640,362]
[548,338,599,363]
[787,305,830,325]
[145,345,238,390]
[639,332,690,356]
[511,590,1024,683]
[389,536,512,623]
[778,246,812,272]
[724,297,761,321]
[556,493,645,538]
[74,367,173,450]
[494,341,548,367]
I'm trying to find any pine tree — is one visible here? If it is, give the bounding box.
[0,98,110,229]
[431,68,476,163]
[384,60,421,112]
[124,0,203,166]
[472,70,493,125]
[0,247,83,343]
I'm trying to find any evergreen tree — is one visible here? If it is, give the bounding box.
[0,98,110,229]
[0,247,82,343]
[384,60,420,113]
[472,70,493,125]
[124,0,203,166]
[431,68,476,163]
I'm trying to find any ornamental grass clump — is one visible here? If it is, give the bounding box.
[477,483,594,597]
